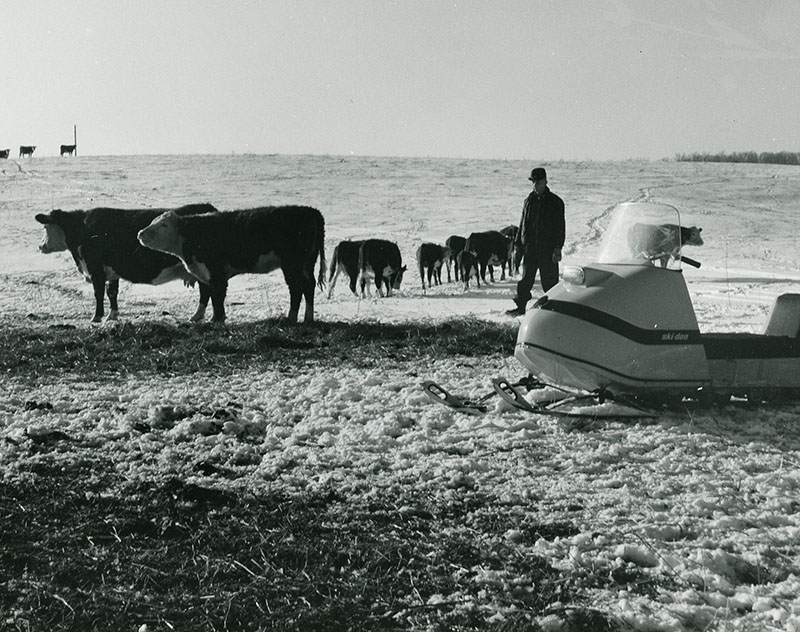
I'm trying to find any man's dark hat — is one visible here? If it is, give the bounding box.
[529,167,547,181]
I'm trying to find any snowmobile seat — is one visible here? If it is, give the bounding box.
[763,293,800,338]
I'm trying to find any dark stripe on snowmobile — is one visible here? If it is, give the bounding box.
[701,333,800,359]
[516,341,709,387]
[536,299,702,345]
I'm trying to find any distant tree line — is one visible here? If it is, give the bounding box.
[675,151,800,165]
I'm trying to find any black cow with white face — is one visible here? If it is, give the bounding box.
[416,242,450,291]
[460,230,509,289]
[357,239,406,298]
[35,204,218,322]
[445,235,466,282]
[138,205,327,323]
[457,249,480,290]
[327,239,365,298]
[0,149,9,159]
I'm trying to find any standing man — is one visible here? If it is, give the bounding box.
[506,167,565,316]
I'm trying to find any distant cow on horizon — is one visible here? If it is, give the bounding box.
[0,149,9,159]
[19,145,36,158]
[627,222,704,268]
[60,144,77,157]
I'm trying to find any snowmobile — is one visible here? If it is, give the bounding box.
[424,202,800,417]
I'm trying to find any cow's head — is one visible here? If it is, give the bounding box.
[682,226,703,247]
[35,210,70,253]
[390,265,407,290]
[137,211,183,257]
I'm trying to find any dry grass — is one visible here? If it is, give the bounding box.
[0,317,638,630]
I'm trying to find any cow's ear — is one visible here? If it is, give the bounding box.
[34,213,52,224]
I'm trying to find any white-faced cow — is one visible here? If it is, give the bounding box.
[35,204,218,322]
[138,206,327,323]
[627,223,703,268]
[0,149,9,159]
[460,230,509,289]
[327,239,365,298]
[499,225,522,276]
[357,239,406,298]
[416,242,450,291]
[60,144,77,157]
[444,235,466,282]
[457,250,480,290]
[19,145,36,158]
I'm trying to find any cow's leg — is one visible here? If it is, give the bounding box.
[90,276,106,323]
[375,275,385,298]
[105,279,120,320]
[301,276,316,323]
[427,267,434,288]
[445,261,452,283]
[286,282,302,323]
[479,260,487,283]
[191,282,211,322]
[209,280,228,322]
[488,264,496,283]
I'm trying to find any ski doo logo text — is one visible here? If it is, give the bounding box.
[661,332,689,342]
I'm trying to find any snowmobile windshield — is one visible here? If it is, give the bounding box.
[597,202,686,270]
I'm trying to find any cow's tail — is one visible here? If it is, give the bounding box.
[327,244,339,285]
[316,213,327,291]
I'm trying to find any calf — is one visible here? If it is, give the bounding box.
[0,149,9,159]
[19,145,36,158]
[627,222,703,268]
[35,204,218,322]
[327,239,365,298]
[60,144,77,157]
[461,230,509,289]
[457,250,480,290]
[138,205,327,323]
[416,242,450,291]
[357,239,406,297]
[444,235,466,282]
[499,225,522,276]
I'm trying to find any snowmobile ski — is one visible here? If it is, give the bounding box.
[422,380,490,414]
[492,378,656,419]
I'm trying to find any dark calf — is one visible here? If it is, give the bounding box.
[416,242,450,291]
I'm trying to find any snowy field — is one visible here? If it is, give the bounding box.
[1,154,800,630]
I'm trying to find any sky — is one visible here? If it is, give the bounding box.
[2,0,799,160]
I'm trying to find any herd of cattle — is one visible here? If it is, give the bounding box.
[34,203,521,324]
[34,203,703,324]
[0,145,77,159]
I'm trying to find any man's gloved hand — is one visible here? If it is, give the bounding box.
[552,248,562,263]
